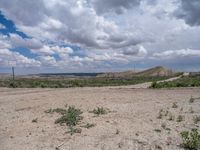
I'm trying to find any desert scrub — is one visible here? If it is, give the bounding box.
[180,129,200,150]
[151,81,157,88]
[81,123,95,129]
[32,118,38,123]
[44,108,67,115]
[154,129,161,133]
[161,123,166,129]
[0,76,172,88]
[157,109,163,119]
[157,109,170,119]
[172,102,178,108]
[177,115,184,122]
[189,107,195,113]
[168,113,175,121]
[193,116,200,124]
[150,75,200,88]
[189,96,195,103]
[90,107,107,116]
[66,127,82,135]
[55,106,83,126]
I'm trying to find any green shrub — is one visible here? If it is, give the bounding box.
[150,75,200,88]
[55,106,83,126]
[181,129,200,150]
[0,76,173,88]
[151,81,157,88]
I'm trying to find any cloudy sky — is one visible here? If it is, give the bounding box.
[0,0,200,74]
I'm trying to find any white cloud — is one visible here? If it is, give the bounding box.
[122,45,147,57]
[91,0,141,14]
[0,49,41,67]
[0,0,150,51]
[9,33,43,49]
[0,0,200,72]
[152,49,200,59]
[0,34,11,49]
[38,55,57,66]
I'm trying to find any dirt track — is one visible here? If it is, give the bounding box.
[0,87,200,150]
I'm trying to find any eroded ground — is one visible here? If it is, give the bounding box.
[0,87,200,150]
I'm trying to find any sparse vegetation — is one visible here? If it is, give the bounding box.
[161,123,166,129]
[32,118,38,123]
[0,76,173,88]
[150,75,200,88]
[155,144,162,149]
[151,81,157,88]
[177,115,184,122]
[180,129,200,150]
[66,127,82,135]
[189,107,194,113]
[90,107,107,116]
[154,129,161,133]
[193,116,200,124]
[81,123,95,129]
[55,106,83,126]
[189,96,195,103]
[44,108,67,115]
[172,102,178,108]
[157,109,163,119]
[168,113,175,121]
[116,129,120,135]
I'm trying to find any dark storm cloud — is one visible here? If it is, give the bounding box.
[175,0,200,26]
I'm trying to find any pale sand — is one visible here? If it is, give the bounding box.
[0,87,200,150]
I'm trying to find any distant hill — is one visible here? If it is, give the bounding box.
[135,66,174,77]
[97,71,136,78]
[97,66,176,78]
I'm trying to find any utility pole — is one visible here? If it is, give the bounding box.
[133,64,136,72]
[12,67,15,81]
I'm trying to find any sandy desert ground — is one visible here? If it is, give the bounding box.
[0,86,200,150]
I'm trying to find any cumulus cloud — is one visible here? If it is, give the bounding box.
[0,0,46,26]
[0,0,149,51]
[0,34,11,49]
[0,0,200,72]
[122,45,147,57]
[91,0,141,14]
[174,0,200,26]
[152,49,200,59]
[38,55,57,66]
[0,49,41,67]
[9,33,43,49]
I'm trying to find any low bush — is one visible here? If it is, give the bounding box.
[55,106,83,126]
[150,75,200,88]
[90,107,107,116]
[181,129,200,150]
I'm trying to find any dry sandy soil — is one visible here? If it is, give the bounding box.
[0,86,200,150]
